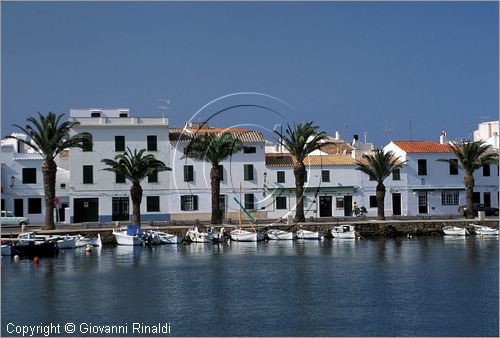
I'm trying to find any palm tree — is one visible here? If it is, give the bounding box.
[356,149,405,220]
[439,140,498,219]
[274,122,327,223]
[182,132,242,224]
[7,112,92,230]
[102,148,170,225]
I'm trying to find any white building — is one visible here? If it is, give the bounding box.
[474,120,499,149]
[384,135,499,216]
[1,134,70,223]
[68,109,170,223]
[167,125,267,221]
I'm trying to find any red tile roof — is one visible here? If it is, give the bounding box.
[392,141,452,153]
[265,153,356,167]
[169,128,264,143]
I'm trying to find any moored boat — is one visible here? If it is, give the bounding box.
[296,229,323,240]
[331,225,356,239]
[230,229,263,242]
[1,244,12,256]
[266,229,294,240]
[150,230,180,244]
[7,232,59,257]
[113,226,144,246]
[471,224,499,236]
[75,234,102,248]
[442,225,468,236]
[186,227,212,243]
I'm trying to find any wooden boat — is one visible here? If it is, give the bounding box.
[186,227,213,243]
[230,229,263,242]
[471,224,499,236]
[296,229,323,240]
[113,226,144,246]
[75,234,102,248]
[331,225,356,239]
[266,229,294,240]
[442,225,468,236]
[7,232,59,257]
[149,230,180,244]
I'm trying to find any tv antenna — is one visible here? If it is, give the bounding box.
[157,99,171,118]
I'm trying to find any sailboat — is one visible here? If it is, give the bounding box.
[230,187,263,242]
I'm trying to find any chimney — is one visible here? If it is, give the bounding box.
[352,134,359,146]
[439,131,447,144]
[335,131,341,140]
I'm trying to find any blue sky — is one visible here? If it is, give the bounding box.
[2,1,498,146]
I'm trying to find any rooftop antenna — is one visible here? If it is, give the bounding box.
[157,98,171,118]
[409,116,412,141]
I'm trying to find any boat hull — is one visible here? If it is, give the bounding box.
[10,241,58,257]
[471,224,499,236]
[113,230,143,246]
[1,245,12,256]
[442,226,467,236]
[57,237,76,249]
[230,230,262,242]
[296,229,323,240]
[331,225,356,239]
[267,229,294,240]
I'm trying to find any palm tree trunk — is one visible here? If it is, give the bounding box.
[42,160,57,230]
[376,182,386,220]
[210,165,222,225]
[294,162,306,223]
[130,183,143,225]
[464,175,474,219]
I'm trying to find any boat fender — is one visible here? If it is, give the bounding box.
[85,245,93,252]
[13,255,19,262]
[33,257,40,265]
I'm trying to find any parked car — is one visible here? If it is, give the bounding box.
[458,204,499,216]
[1,211,30,227]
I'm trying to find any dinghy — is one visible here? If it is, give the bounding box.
[471,224,498,236]
[331,225,356,239]
[442,225,468,236]
[266,229,294,240]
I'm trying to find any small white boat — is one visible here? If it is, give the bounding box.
[442,225,468,236]
[1,244,12,256]
[150,230,179,244]
[230,229,263,242]
[266,229,294,240]
[296,229,324,240]
[186,227,212,243]
[75,234,102,248]
[55,235,76,249]
[113,227,144,246]
[331,225,356,239]
[471,224,499,236]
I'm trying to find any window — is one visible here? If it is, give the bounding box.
[304,170,308,182]
[244,164,254,181]
[277,171,285,183]
[146,196,160,212]
[180,195,198,211]
[115,136,125,152]
[60,183,66,189]
[418,159,427,175]
[449,159,458,175]
[369,196,378,208]
[321,170,330,182]
[276,196,287,210]
[82,135,93,152]
[147,135,157,151]
[184,165,194,182]
[148,171,158,183]
[91,112,101,117]
[245,194,255,210]
[243,146,256,154]
[441,191,459,205]
[219,165,224,181]
[119,113,128,118]
[219,195,226,211]
[116,172,126,183]
[336,197,344,209]
[22,168,37,184]
[392,169,401,181]
[483,164,491,177]
[83,165,93,184]
[28,198,42,214]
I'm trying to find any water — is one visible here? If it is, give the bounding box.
[1,237,498,337]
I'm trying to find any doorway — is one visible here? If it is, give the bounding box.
[484,192,491,208]
[344,195,353,216]
[73,198,99,223]
[319,196,332,217]
[418,192,428,214]
[392,193,402,216]
[112,197,129,221]
[14,199,23,217]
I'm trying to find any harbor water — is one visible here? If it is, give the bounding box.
[1,237,498,336]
